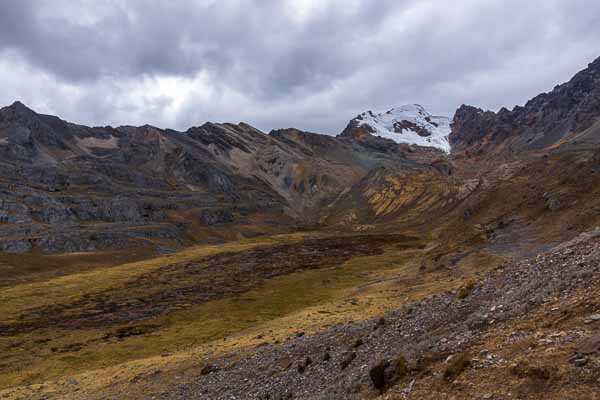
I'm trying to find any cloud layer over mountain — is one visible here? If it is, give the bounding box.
[1,0,599,133]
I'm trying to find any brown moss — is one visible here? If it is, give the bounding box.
[387,355,408,386]
[457,279,477,299]
[443,352,471,381]
[510,359,555,380]
[340,352,356,370]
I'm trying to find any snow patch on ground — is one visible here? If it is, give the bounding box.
[356,104,451,152]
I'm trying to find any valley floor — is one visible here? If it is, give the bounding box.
[0,229,599,399]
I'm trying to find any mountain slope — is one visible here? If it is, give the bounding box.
[450,56,600,154]
[0,103,420,255]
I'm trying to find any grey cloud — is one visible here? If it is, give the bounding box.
[0,0,599,134]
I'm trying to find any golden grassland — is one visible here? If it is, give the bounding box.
[0,232,308,322]
[0,229,503,392]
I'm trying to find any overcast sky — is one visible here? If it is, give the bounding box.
[1,0,599,134]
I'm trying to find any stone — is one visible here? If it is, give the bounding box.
[573,357,589,367]
[576,335,600,355]
[369,360,389,390]
[200,364,220,375]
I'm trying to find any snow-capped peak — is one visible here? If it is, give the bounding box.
[353,104,451,152]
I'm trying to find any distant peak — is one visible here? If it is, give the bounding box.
[589,55,600,69]
[10,101,32,110]
[348,104,452,152]
[4,101,36,116]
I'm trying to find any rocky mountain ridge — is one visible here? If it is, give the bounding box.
[1,56,600,255]
[0,102,422,253]
[450,56,600,154]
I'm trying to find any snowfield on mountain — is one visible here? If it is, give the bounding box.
[353,104,452,152]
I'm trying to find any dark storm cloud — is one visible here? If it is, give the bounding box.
[1,0,599,134]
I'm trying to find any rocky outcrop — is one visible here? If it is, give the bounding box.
[339,117,376,141]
